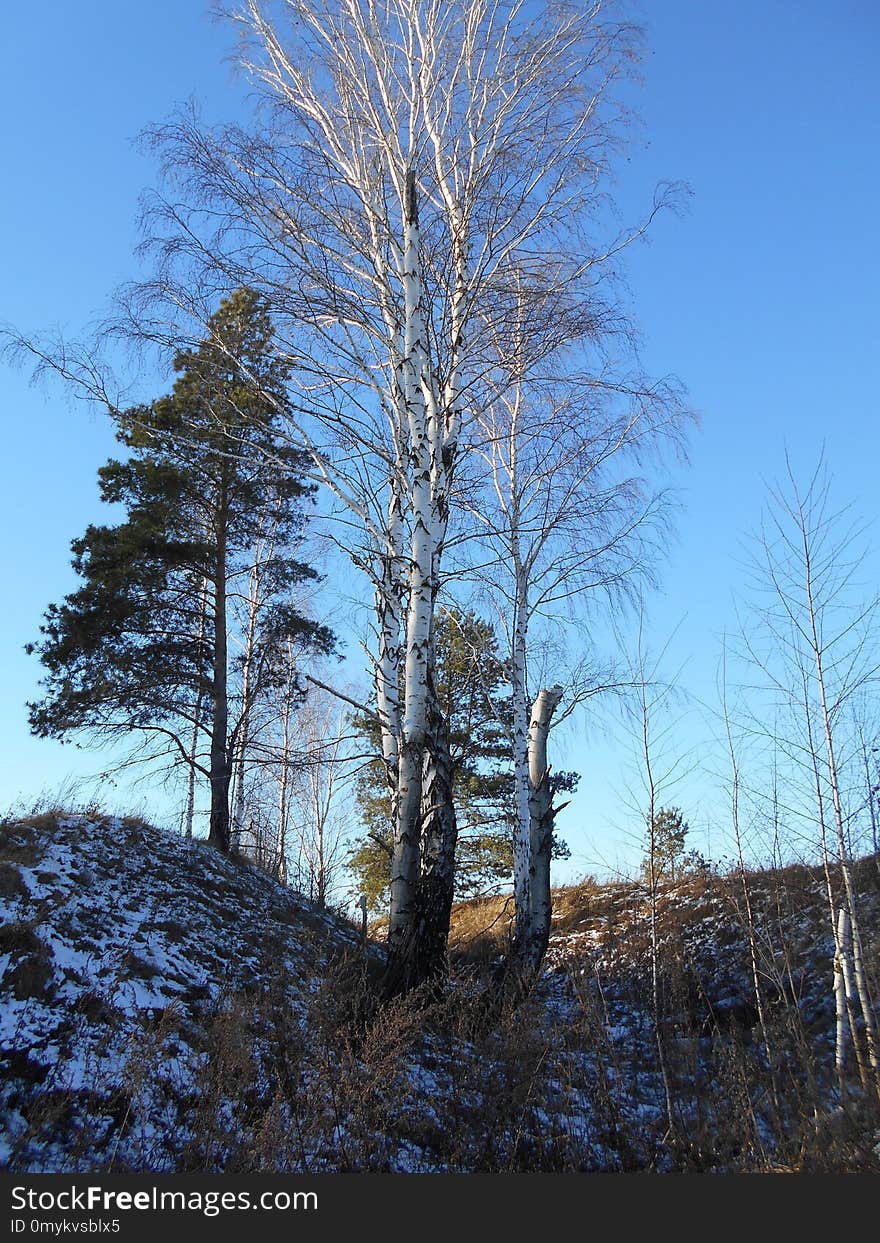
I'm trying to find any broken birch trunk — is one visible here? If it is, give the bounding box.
[504,683,565,1001]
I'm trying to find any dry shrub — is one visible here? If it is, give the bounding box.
[0,861,29,899]
[0,921,54,1000]
[430,994,578,1170]
[163,953,428,1173]
[0,824,43,868]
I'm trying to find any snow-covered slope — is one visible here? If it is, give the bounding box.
[2,811,878,1172]
[0,811,364,1170]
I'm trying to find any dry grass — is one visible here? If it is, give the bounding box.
[0,920,54,1000]
[0,821,43,869]
[447,892,514,964]
[0,862,28,899]
[4,805,878,1173]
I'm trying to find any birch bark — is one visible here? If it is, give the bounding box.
[522,684,564,972]
[140,0,656,989]
[387,169,437,972]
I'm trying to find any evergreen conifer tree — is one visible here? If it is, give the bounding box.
[28,288,334,851]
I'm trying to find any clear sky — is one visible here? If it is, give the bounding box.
[1,2,878,880]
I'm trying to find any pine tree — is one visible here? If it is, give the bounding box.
[641,807,704,884]
[28,288,334,851]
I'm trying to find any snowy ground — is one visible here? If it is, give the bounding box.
[0,812,363,1170]
[2,812,878,1172]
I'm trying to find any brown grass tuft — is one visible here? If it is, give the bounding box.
[0,921,54,1000]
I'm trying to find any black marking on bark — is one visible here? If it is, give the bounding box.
[405,168,419,228]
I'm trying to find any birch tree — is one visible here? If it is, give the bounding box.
[94,0,679,991]
[741,458,880,1099]
[461,305,684,992]
[283,687,356,908]
[628,616,682,1142]
[349,607,535,911]
[719,652,783,1124]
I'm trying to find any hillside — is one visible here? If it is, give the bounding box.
[2,810,879,1172]
[0,810,366,1171]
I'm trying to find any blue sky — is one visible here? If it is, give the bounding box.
[1,2,878,879]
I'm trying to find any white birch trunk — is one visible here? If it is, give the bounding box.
[834,905,851,1100]
[511,574,531,928]
[525,683,564,954]
[387,170,435,963]
[183,746,197,841]
[375,494,403,788]
[803,682,867,1089]
[724,690,782,1122]
[504,683,564,999]
[804,551,880,1092]
[385,168,462,990]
